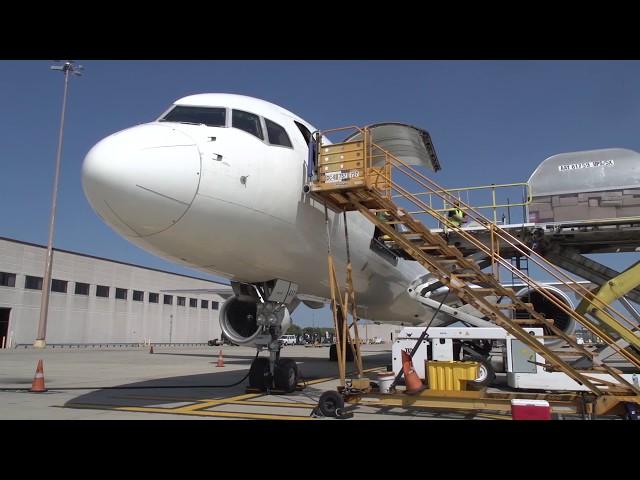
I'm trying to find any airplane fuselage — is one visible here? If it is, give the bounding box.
[82,94,432,325]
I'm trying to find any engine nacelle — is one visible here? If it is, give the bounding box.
[515,285,576,344]
[219,297,291,346]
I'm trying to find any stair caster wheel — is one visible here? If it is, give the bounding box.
[318,390,345,418]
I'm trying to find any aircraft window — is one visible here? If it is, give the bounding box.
[294,121,312,146]
[265,118,292,148]
[160,106,226,127]
[232,109,263,139]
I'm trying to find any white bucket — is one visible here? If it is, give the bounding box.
[377,372,395,394]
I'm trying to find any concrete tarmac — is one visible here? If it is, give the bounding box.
[0,344,598,420]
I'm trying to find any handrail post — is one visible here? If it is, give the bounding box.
[522,184,528,223]
[491,184,497,223]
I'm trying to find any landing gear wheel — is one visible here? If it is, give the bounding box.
[274,358,298,393]
[465,356,496,389]
[318,390,345,417]
[248,357,272,391]
[329,344,354,362]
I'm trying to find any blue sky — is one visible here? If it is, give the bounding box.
[1,60,639,327]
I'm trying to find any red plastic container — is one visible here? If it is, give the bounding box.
[510,399,552,420]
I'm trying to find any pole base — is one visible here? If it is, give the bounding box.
[33,339,47,348]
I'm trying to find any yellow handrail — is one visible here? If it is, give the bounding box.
[313,126,639,366]
[369,143,640,360]
[314,127,632,326]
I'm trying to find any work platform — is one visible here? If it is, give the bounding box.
[439,218,640,256]
[306,124,640,418]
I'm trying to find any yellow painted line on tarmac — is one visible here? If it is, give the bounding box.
[230,400,316,409]
[62,401,311,420]
[114,405,310,420]
[475,413,511,420]
[173,393,261,412]
[117,394,223,403]
[115,393,259,404]
[303,365,386,386]
[114,393,316,409]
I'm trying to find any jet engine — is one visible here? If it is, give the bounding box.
[219,296,291,346]
[514,285,576,343]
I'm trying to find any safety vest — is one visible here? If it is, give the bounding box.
[449,208,464,225]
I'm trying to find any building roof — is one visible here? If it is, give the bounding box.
[0,235,229,286]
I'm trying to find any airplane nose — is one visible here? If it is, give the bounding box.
[82,124,201,237]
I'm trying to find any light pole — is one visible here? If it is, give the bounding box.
[34,61,83,348]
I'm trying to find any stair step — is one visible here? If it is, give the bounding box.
[488,302,534,310]
[418,245,442,251]
[552,350,586,355]
[469,288,498,294]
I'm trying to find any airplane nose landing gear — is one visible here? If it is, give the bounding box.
[247,341,299,393]
[231,281,302,393]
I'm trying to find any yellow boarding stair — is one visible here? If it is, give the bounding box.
[308,126,640,401]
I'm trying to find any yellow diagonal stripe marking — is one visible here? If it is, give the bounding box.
[172,393,261,412]
[115,406,310,420]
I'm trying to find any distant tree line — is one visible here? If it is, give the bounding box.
[286,324,334,336]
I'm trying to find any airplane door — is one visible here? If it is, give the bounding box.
[252,144,303,220]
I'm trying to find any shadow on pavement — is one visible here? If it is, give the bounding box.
[65,351,390,411]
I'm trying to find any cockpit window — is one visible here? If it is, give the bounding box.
[232,109,263,140]
[265,118,292,148]
[160,106,226,127]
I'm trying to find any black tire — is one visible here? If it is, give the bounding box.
[329,344,354,362]
[465,356,496,389]
[318,390,345,417]
[248,357,272,391]
[274,358,299,393]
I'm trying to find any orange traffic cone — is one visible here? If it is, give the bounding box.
[149,345,154,354]
[216,350,225,367]
[30,359,47,393]
[401,350,425,395]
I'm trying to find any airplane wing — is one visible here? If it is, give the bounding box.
[425,279,595,305]
[159,287,330,307]
[160,286,235,299]
[296,293,330,309]
[499,280,595,294]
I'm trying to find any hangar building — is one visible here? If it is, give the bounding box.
[0,236,225,348]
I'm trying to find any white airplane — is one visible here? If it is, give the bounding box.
[82,93,576,391]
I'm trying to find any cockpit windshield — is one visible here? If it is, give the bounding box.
[159,106,226,127]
